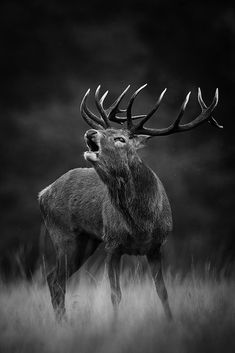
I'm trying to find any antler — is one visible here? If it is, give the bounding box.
[80,85,147,129]
[128,87,223,137]
[80,84,223,134]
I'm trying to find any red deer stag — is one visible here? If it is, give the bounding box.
[39,84,222,321]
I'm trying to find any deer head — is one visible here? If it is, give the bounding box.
[81,84,222,176]
[84,127,149,185]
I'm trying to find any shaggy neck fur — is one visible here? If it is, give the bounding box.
[96,153,159,234]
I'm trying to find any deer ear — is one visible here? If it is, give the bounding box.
[132,135,151,149]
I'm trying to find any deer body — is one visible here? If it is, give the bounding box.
[40,155,172,256]
[39,84,221,321]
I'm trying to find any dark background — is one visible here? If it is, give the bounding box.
[0,0,234,278]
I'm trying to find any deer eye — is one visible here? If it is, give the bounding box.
[114,137,126,143]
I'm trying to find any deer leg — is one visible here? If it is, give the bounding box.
[106,251,122,313]
[47,234,101,321]
[147,251,172,320]
[47,253,67,321]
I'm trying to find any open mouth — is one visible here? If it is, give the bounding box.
[86,138,99,152]
[84,135,100,162]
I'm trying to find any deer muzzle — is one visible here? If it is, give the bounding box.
[84,129,101,162]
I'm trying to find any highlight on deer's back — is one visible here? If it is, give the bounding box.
[38,84,222,321]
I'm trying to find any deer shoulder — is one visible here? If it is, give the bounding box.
[39,168,107,239]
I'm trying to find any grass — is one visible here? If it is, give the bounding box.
[0,266,235,353]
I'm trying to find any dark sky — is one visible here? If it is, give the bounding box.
[0,0,234,276]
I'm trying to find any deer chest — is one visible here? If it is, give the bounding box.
[104,228,158,255]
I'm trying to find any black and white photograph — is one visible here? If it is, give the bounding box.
[0,1,234,352]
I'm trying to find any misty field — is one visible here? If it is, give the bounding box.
[0,267,235,353]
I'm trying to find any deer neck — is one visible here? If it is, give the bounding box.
[101,155,158,232]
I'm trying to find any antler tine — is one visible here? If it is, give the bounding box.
[114,114,147,124]
[172,91,191,128]
[198,88,223,129]
[130,88,222,137]
[198,87,207,109]
[80,89,106,129]
[131,88,167,133]
[126,84,148,130]
[208,116,223,129]
[99,90,109,107]
[106,85,130,122]
[95,85,110,127]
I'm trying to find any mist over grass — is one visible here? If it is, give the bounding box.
[0,268,235,353]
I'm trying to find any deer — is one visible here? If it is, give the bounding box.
[38,84,222,321]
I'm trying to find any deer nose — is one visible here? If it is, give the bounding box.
[85,130,98,139]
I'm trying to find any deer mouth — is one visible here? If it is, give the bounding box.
[84,135,100,162]
[86,138,99,152]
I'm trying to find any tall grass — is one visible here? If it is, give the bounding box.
[0,267,235,353]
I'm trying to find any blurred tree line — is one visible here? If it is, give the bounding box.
[0,0,234,278]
